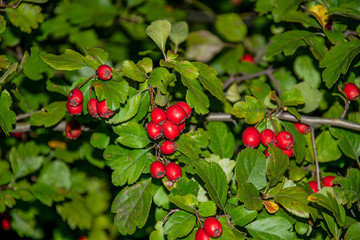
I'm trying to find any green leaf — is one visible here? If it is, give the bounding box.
[315,130,342,163]
[320,40,360,88]
[6,3,44,33]
[171,178,200,196]
[266,144,289,187]
[173,60,199,80]
[193,62,225,101]
[23,47,53,81]
[0,15,6,35]
[198,201,217,217]
[328,7,360,21]
[232,95,266,125]
[137,57,153,73]
[83,47,108,65]
[235,148,267,190]
[281,88,305,107]
[37,160,71,190]
[0,161,13,185]
[146,19,171,54]
[168,194,198,213]
[194,160,228,210]
[30,101,66,128]
[41,49,86,71]
[181,76,210,115]
[218,217,247,240]
[170,21,189,45]
[207,122,235,159]
[90,132,110,149]
[149,67,170,87]
[150,221,165,240]
[323,212,341,239]
[271,0,303,22]
[0,90,16,135]
[133,91,151,122]
[163,210,196,240]
[345,222,360,240]
[215,13,247,42]
[267,30,308,58]
[104,145,151,186]
[333,168,360,205]
[93,78,129,110]
[293,81,322,113]
[282,11,321,28]
[330,127,360,160]
[113,122,151,148]
[294,55,321,88]
[229,205,257,227]
[246,217,296,240]
[249,79,272,102]
[237,182,263,210]
[176,133,201,160]
[111,178,152,235]
[120,60,147,82]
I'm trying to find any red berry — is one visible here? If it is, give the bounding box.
[276,131,294,150]
[96,100,115,118]
[150,161,166,179]
[97,64,112,81]
[162,120,180,140]
[322,176,336,187]
[165,162,182,182]
[242,127,261,148]
[9,132,22,138]
[68,89,83,107]
[203,217,223,238]
[343,83,359,101]
[1,219,10,231]
[160,140,177,155]
[308,181,319,193]
[79,236,88,240]
[281,147,294,157]
[294,123,310,134]
[151,108,167,126]
[166,105,187,125]
[67,101,83,115]
[178,123,185,132]
[195,228,210,240]
[65,120,82,140]
[147,122,163,140]
[87,98,99,118]
[175,102,192,119]
[241,54,254,63]
[260,129,276,147]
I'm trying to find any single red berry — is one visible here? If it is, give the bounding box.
[322,176,336,187]
[178,123,185,132]
[165,162,182,182]
[166,105,187,125]
[79,236,88,240]
[281,147,294,158]
[203,217,223,238]
[294,123,310,134]
[1,219,11,231]
[68,89,83,107]
[162,120,180,140]
[260,129,276,147]
[195,228,210,240]
[241,54,254,63]
[9,132,22,138]
[65,120,82,140]
[97,64,113,81]
[343,83,360,101]
[150,161,166,179]
[151,108,167,126]
[276,131,294,150]
[242,127,261,148]
[308,181,319,193]
[160,140,177,155]
[67,101,83,115]
[87,98,99,118]
[175,102,192,119]
[96,100,115,118]
[147,122,163,140]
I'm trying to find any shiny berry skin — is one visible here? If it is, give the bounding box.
[178,123,185,132]
[67,101,83,115]
[96,100,115,118]
[1,219,11,231]
[175,102,192,119]
[97,64,112,81]
[150,161,166,179]
[147,122,163,140]
[282,147,294,157]
[151,108,167,126]
[308,181,319,193]
[68,89,83,107]
[166,105,187,125]
[276,131,294,150]
[165,162,182,182]
[160,140,177,155]
[195,228,210,240]
[87,98,99,118]
[322,176,336,187]
[162,120,180,140]
[343,83,359,101]
[294,123,310,134]
[242,127,261,148]
[65,120,82,140]
[203,217,223,238]
[260,129,276,147]
[241,54,254,63]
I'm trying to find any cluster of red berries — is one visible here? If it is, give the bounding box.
[343,82,359,101]
[147,102,191,155]
[150,161,182,182]
[308,176,336,193]
[66,64,115,119]
[1,213,11,231]
[195,217,223,240]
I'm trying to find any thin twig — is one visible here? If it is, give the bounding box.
[340,101,350,119]
[310,126,321,191]
[15,110,42,121]
[265,67,281,96]
[162,209,180,223]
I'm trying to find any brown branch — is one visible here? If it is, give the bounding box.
[310,126,321,191]
[11,121,90,133]
[15,110,42,121]
[162,209,180,224]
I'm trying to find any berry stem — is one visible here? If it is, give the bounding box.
[310,126,321,191]
[162,209,180,223]
[148,86,157,110]
[340,99,350,120]
[76,74,96,89]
